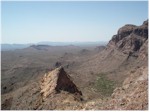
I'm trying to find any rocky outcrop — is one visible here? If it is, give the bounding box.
[40,67,82,99]
[107,20,148,56]
[39,67,83,110]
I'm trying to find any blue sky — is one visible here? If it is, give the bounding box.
[1,1,148,44]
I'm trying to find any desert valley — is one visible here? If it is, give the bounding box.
[1,20,148,110]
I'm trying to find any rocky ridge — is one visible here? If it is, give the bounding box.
[107,20,148,57]
[40,67,82,99]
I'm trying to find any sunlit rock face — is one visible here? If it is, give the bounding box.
[40,67,82,99]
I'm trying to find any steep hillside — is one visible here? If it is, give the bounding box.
[83,66,148,110]
[73,20,148,84]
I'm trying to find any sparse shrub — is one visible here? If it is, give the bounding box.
[94,73,116,97]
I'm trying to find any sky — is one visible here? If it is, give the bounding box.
[1,1,148,44]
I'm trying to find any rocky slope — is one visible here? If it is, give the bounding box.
[83,66,148,110]
[81,20,148,110]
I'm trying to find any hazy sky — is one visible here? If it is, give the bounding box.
[1,1,148,44]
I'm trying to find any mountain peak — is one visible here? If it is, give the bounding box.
[107,20,148,56]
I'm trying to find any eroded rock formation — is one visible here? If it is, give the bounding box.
[107,20,148,57]
[40,67,82,99]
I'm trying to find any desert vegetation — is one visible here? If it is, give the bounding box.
[94,73,116,97]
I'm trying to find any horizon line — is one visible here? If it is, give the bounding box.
[1,41,108,45]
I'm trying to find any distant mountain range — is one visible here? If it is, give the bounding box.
[1,41,107,51]
[1,44,32,51]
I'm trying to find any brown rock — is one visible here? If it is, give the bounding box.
[40,67,82,99]
[107,20,148,57]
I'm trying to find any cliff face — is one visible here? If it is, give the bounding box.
[107,20,148,58]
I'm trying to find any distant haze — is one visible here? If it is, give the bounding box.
[1,1,148,44]
[1,41,107,51]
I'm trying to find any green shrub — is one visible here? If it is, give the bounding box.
[94,73,115,97]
